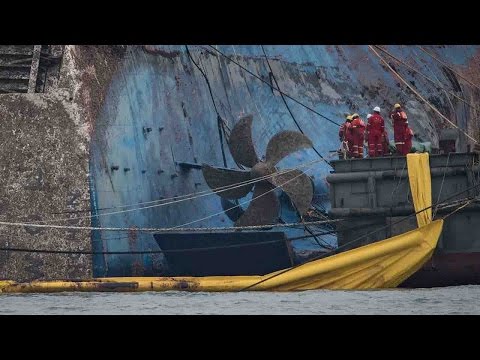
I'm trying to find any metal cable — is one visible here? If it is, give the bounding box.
[238,182,480,292]
[0,218,341,233]
[368,45,479,144]
[373,45,480,112]
[390,160,407,204]
[1,197,473,256]
[186,45,228,168]
[206,45,341,127]
[19,159,324,225]
[433,152,451,218]
[443,199,475,219]
[417,46,480,91]
[0,166,341,232]
[260,45,332,167]
[0,229,337,255]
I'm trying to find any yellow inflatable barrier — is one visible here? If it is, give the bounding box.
[0,153,443,293]
[0,220,443,293]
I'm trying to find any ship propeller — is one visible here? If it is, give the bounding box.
[202,115,314,226]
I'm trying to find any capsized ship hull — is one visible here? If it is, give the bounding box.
[3,45,480,283]
[88,45,480,279]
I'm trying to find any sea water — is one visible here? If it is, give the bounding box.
[0,286,478,314]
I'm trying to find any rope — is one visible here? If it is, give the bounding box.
[436,197,478,212]
[238,182,480,292]
[0,218,341,233]
[21,159,325,225]
[4,217,394,256]
[186,45,228,168]
[300,218,335,251]
[443,199,475,220]
[0,167,345,229]
[206,45,341,127]
[412,47,459,123]
[433,151,451,218]
[373,45,480,112]
[0,229,337,255]
[260,45,332,167]
[416,46,480,92]
[368,45,479,144]
[390,160,407,204]
[259,44,335,244]
[1,196,474,256]
[12,46,304,223]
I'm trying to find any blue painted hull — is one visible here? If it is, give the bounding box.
[89,45,480,277]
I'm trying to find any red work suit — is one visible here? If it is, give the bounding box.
[366,113,385,157]
[404,127,414,154]
[350,117,366,158]
[390,109,409,155]
[339,121,353,158]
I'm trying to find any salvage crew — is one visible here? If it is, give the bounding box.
[338,114,354,159]
[366,106,385,157]
[350,113,366,158]
[390,103,409,156]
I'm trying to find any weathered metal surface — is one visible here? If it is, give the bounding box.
[328,152,480,287]
[266,131,313,165]
[154,231,292,276]
[400,252,480,288]
[327,165,480,183]
[0,45,34,93]
[203,113,314,223]
[27,45,41,93]
[201,165,252,199]
[84,45,480,277]
[268,169,313,215]
[0,45,64,94]
[221,198,244,222]
[228,114,259,167]
[0,45,128,281]
[234,182,279,226]
[331,152,476,173]
[329,153,480,211]
[0,93,91,282]
[329,202,480,218]
[250,161,276,179]
[0,45,477,279]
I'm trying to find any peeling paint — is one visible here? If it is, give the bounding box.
[2,45,480,280]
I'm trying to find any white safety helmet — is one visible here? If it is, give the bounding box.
[373,106,381,112]
[367,114,372,119]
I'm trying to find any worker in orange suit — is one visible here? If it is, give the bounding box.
[350,113,366,158]
[366,106,385,157]
[338,114,353,159]
[390,103,409,155]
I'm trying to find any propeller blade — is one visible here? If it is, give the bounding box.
[235,182,279,227]
[268,169,313,215]
[228,115,259,168]
[221,198,245,223]
[265,131,313,165]
[202,165,253,199]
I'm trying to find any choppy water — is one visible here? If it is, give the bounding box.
[1,285,479,314]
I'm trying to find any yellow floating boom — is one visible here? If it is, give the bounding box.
[0,219,443,293]
[0,153,442,293]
